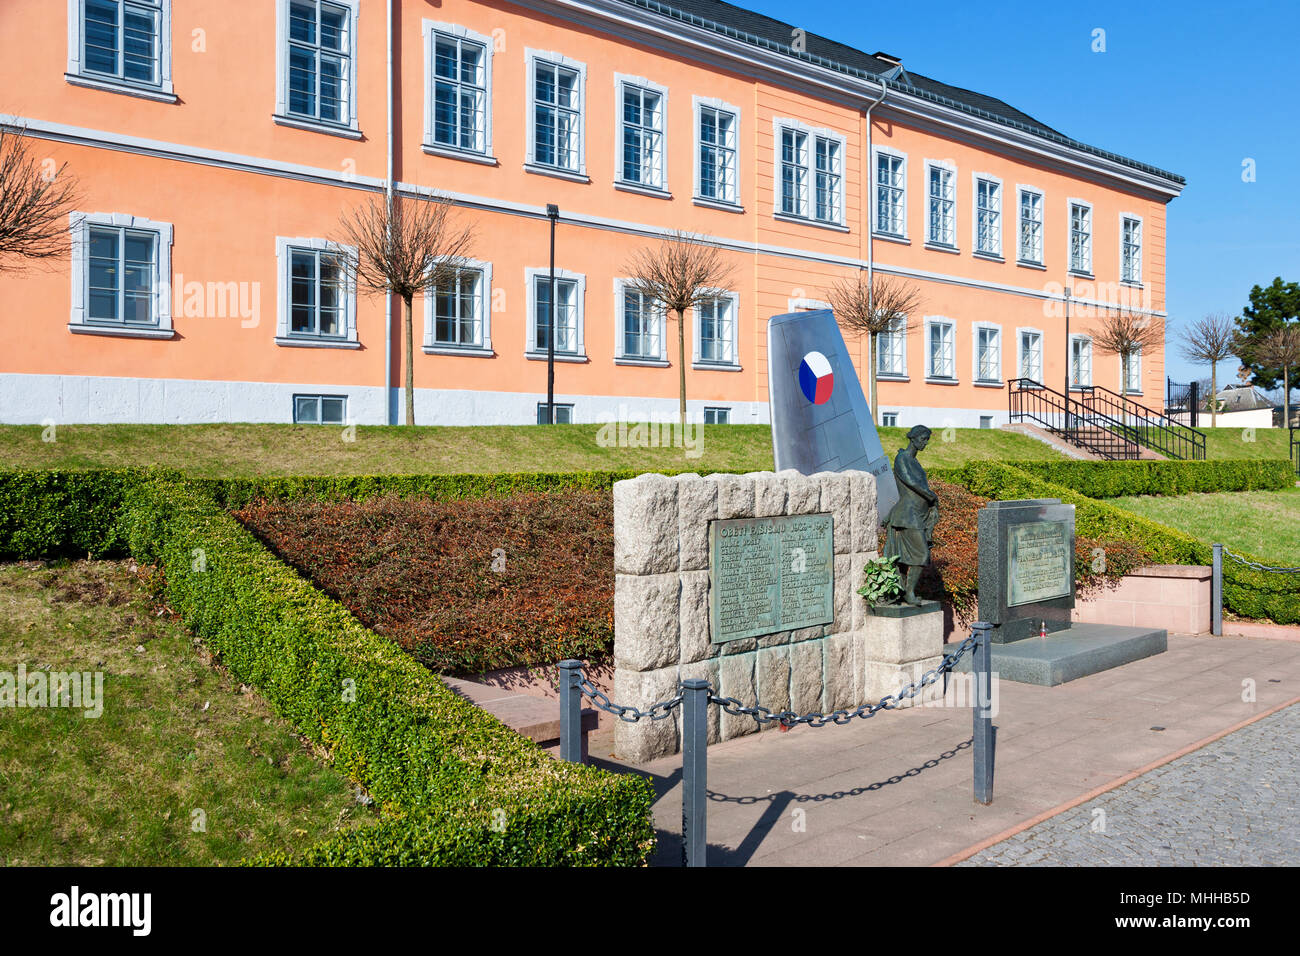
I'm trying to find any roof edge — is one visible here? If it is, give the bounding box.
[619,0,1186,189]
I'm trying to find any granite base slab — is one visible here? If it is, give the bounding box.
[950,622,1167,686]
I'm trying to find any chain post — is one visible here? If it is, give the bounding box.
[558,660,583,763]
[971,622,995,805]
[680,678,710,868]
[1211,543,1222,637]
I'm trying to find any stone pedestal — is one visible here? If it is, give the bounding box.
[612,469,879,763]
[862,601,945,707]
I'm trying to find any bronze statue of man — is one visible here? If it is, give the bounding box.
[883,425,939,606]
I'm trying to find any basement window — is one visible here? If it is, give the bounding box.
[294,394,347,424]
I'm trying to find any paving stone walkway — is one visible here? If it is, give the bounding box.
[958,703,1300,866]
[585,633,1300,866]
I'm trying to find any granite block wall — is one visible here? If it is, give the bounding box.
[613,469,899,763]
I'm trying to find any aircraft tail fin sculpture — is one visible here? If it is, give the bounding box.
[767,309,899,519]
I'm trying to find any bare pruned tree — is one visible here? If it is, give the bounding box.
[336,191,475,426]
[1178,312,1237,426]
[826,271,922,426]
[1094,306,1164,416]
[1254,324,1300,429]
[0,121,80,271]
[624,231,735,436]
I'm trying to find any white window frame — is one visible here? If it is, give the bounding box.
[925,316,957,382]
[1120,213,1143,285]
[293,393,348,425]
[972,172,1003,258]
[924,160,957,248]
[1017,327,1044,384]
[614,278,668,365]
[972,322,1002,385]
[525,49,587,180]
[693,289,741,368]
[66,0,175,102]
[274,0,362,137]
[876,314,909,379]
[69,211,174,338]
[873,146,908,239]
[274,236,359,348]
[1068,199,1094,276]
[537,402,574,424]
[693,96,741,209]
[525,267,586,360]
[422,20,494,161]
[703,407,731,425]
[614,73,668,195]
[1070,334,1093,388]
[881,411,899,428]
[423,257,493,356]
[1123,348,1143,395]
[1017,185,1044,266]
[774,118,846,228]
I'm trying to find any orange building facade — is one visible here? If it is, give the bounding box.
[0,0,1184,427]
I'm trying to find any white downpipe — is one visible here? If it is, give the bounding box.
[863,78,888,422]
[384,0,394,425]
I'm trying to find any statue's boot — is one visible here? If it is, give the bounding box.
[903,566,923,606]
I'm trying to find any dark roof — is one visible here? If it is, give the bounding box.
[618,0,1185,187]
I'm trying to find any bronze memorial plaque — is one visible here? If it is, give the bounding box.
[708,514,835,643]
[1006,519,1072,607]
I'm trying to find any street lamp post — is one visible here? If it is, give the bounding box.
[546,203,559,424]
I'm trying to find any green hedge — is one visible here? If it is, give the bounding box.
[0,468,146,559]
[0,468,655,865]
[116,475,656,865]
[1004,459,1295,499]
[198,468,741,509]
[951,460,1300,626]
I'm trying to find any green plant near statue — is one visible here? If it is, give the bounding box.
[858,554,903,606]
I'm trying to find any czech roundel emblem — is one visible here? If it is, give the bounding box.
[798,350,834,405]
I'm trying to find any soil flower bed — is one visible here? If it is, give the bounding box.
[235,492,614,674]
[235,481,1147,674]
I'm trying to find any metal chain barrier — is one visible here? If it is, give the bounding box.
[1221,547,1300,575]
[574,673,683,722]
[564,632,977,728]
[709,632,979,729]
[559,622,996,867]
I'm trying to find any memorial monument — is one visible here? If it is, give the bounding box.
[964,498,1167,686]
[767,309,898,519]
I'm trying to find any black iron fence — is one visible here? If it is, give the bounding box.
[559,622,997,867]
[1077,383,1206,461]
[1009,379,1206,460]
[1166,378,1201,428]
[1008,378,1139,459]
[1292,427,1299,477]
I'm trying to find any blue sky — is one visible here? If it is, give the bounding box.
[739,0,1300,390]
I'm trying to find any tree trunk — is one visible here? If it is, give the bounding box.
[1210,362,1217,428]
[1285,365,1292,430]
[677,307,687,442]
[403,295,415,426]
[869,331,880,427]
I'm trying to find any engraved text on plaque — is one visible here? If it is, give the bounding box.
[708,514,835,643]
[1006,519,1071,607]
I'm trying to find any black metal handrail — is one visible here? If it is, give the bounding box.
[1075,383,1207,460]
[1007,378,1141,460]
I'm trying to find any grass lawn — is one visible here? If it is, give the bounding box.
[0,560,373,865]
[0,423,1065,476]
[1110,487,1300,565]
[1200,426,1294,461]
